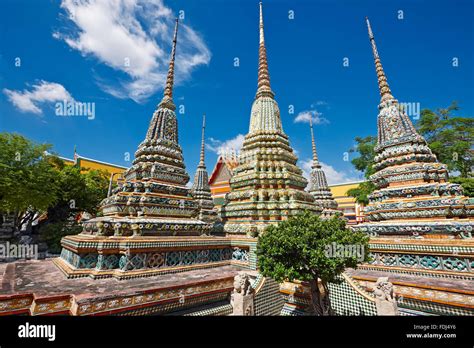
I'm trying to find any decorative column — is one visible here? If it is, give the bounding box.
[231,272,255,315]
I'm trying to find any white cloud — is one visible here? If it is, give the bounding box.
[3,81,74,115]
[300,158,361,185]
[310,100,328,107]
[54,0,211,102]
[206,134,245,156]
[294,110,329,125]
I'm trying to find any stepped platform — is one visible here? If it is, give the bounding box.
[0,259,240,316]
[348,268,474,315]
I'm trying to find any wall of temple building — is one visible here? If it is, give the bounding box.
[329,181,366,224]
[208,155,236,207]
[60,155,127,181]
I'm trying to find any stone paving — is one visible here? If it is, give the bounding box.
[0,259,240,301]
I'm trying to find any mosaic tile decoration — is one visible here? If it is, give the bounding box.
[183,303,233,316]
[115,292,229,316]
[398,297,474,316]
[368,252,473,274]
[370,242,474,254]
[58,236,258,279]
[399,307,435,316]
[281,303,307,316]
[220,3,323,235]
[359,264,473,281]
[254,277,285,316]
[328,276,377,316]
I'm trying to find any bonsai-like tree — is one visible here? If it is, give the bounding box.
[257,211,370,315]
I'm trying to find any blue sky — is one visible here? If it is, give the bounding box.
[1,0,473,185]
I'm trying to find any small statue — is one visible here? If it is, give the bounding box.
[231,272,255,316]
[373,277,399,315]
[233,273,254,296]
[373,277,395,302]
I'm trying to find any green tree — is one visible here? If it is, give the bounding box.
[349,136,377,178]
[449,177,474,197]
[38,165,109,251]
[39,165,109,224]
[0,132,110,251]
[0,133,60,232]
[346,136,377,203]
[39,221,83,254]
[257,211,369,315]
[417,102,473,178]
[346,181,376,205]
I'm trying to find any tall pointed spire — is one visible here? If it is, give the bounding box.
[365,17,393,102]
[162,18,179,104]
[256,2,274,98]
[144,18,181,142]
[73,144,78,165]
[191,113,218,223]
[199,114,206,166]
[307,117,339,218]
[221,2,322,234]
[309,118,319,166]
[248,2,282,133]
[365,17,422,146]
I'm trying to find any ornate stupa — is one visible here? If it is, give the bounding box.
[352,18,474,237]
[191,114,219,223]
[80,18,207,237]
[347,18,474,315]
[307,118,340,218]
[55,19,235,279]
[221,2,321,235]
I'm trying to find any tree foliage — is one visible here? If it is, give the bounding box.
[36,166,109,252]
[417,102,473,177]
[346,181,376,205]
[0,133,59,231]
[349,136,377,179]
[41,165,109,224]
[39,221,83,254]
[257,211,369,315]
[449,177,474,197]
[0,132,110,251]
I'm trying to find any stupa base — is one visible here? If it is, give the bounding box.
[223,220,285,236]
[81,216,214,237]
[347,268,474,316]
[352,220,474,238]
[0,260,240,316]
[57,234,257,279]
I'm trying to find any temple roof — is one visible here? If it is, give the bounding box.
[209,155,237,185]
